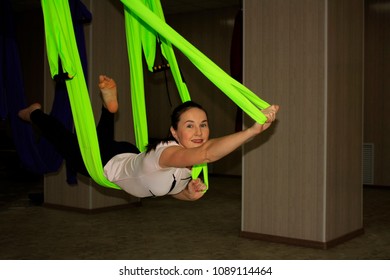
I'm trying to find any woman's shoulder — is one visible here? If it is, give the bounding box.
[146,138,178,153]
[168,140,179,146]
[156,140,180,149]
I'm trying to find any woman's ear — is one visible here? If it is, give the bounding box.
[170,126,178,141]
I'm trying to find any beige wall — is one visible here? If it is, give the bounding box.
[242,0,363,246]
[364,0,390,186]
[326,0,364,241]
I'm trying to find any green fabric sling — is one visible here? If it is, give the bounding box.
[123,0,208,187]
[121,0,270,123]
[41,0,270,191]
[42,0,120,189]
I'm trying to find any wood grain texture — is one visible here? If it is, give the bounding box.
[242,0,363,243]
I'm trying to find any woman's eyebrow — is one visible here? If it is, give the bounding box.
[184,120,208,124]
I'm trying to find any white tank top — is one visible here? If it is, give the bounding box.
[104,141,191,197]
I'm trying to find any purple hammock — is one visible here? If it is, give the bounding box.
[0,0,91,184]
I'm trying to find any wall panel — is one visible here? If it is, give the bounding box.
[242,0,363,247]
[364,0,390,186]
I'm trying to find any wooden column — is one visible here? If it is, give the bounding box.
[44,0,138,210]
[241,0,364,248]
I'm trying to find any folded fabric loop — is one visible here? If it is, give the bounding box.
[41,0,271,191]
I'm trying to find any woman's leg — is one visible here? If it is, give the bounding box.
[97,75,140,166]
[97,106,140,166]
[19,105,89,177]
[18,75,139,176]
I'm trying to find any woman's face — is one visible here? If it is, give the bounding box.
[170,108,210,149]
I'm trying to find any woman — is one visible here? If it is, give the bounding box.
[19,75,279,201]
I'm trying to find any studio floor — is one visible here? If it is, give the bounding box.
[1,164,390,260]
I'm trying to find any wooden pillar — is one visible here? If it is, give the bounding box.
[43,0,139,210]
[241,0,364,248]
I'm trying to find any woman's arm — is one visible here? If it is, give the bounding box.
[171,178,207,201]
[160,105,279,168]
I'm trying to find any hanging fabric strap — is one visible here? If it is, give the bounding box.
[121,0,271,123]
[41,0,120,189]
[123,0,207,187]
[123,0,191,153]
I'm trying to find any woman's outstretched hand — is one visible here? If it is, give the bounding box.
[262,104,279,123]
[249,104,280,134]
[187,178,207,200]
[171,178,207,201]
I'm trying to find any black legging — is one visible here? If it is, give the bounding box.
[30,107,140,177]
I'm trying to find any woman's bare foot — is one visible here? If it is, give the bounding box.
[98,75,118,113]
[18,103,42,122]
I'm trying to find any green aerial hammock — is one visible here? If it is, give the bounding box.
[40,0,270,191]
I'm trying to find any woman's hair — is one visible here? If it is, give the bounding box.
[146,101,208,153]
